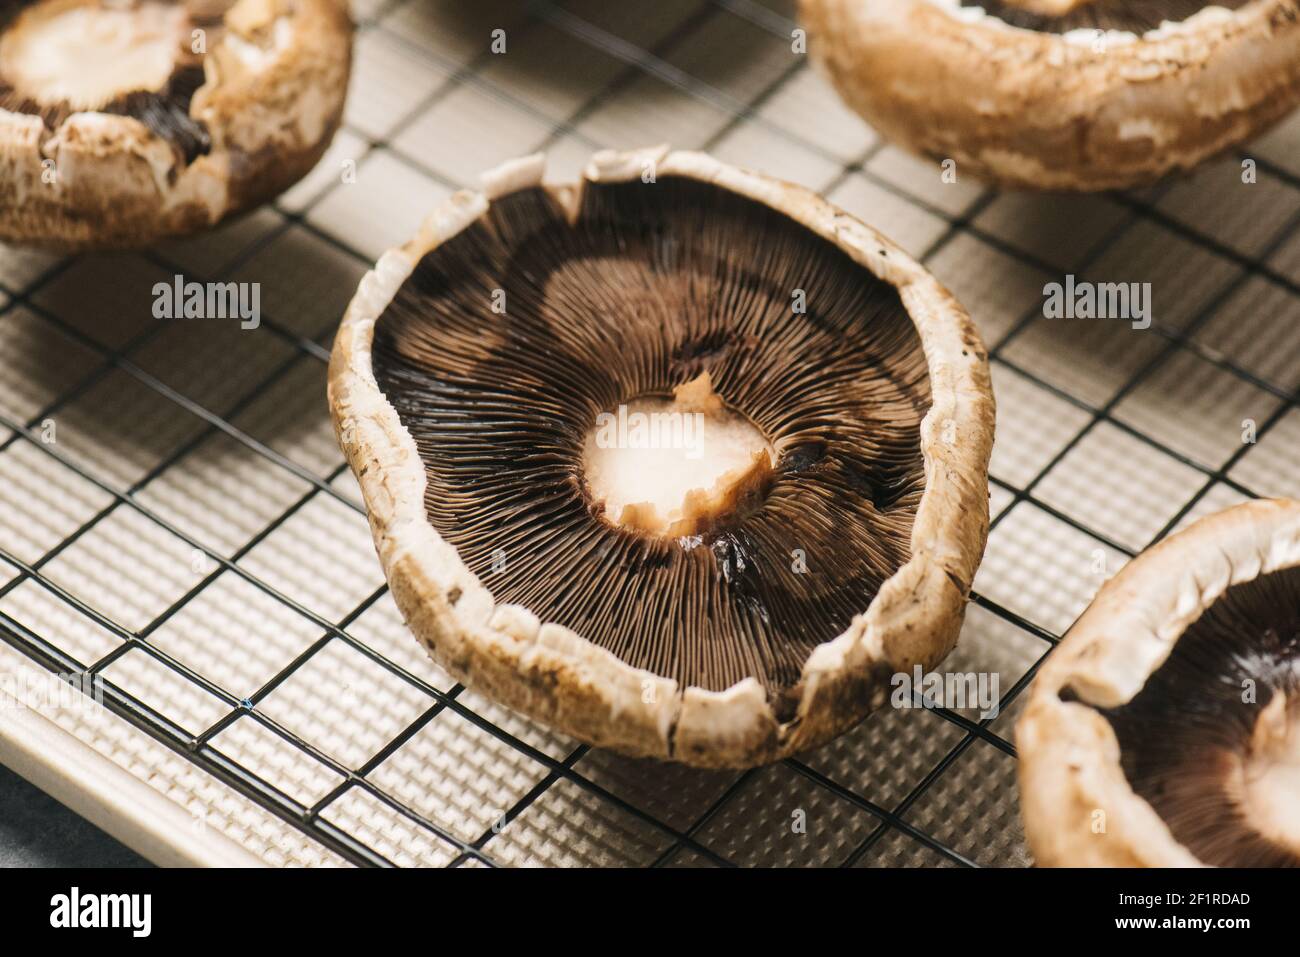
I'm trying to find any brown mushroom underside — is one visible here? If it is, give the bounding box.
[1097,564,1300,867]
[370,176,931,708]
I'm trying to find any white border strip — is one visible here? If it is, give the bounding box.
[0,703,265,868]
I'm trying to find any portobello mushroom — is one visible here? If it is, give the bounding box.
[0,0,352,250]
[800,0,1300,191]
[329,146,996,768]
[1018,498,1300,866]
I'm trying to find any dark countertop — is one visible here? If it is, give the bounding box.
[0,762,150,867]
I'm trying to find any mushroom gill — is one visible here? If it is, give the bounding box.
[369,175,931,704]
[958,0,1251,35]
[1098,565,1300,867]
[0,0,218,163]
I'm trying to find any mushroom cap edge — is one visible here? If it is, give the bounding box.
[799,0,1300,191]
[1016,497,1300,866]
[327,145,996,769]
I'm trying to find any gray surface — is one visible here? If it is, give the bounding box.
[0,762,150,867]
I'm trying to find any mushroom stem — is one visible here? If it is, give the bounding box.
[1239,690,1300,855]
[582,371,776,538]
[0,0,190,111]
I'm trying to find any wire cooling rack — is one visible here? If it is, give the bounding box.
[0,0,1298,867]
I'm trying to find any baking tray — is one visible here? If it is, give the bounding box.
[0,0,1298,867]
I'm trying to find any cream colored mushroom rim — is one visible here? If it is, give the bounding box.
[1018,498,1300,866]
[799,0,1300,196]
[329,146,994,764]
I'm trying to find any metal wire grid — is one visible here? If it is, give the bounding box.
[0,0,1296,867]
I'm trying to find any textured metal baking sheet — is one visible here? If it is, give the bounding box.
[0,0,1297,867]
